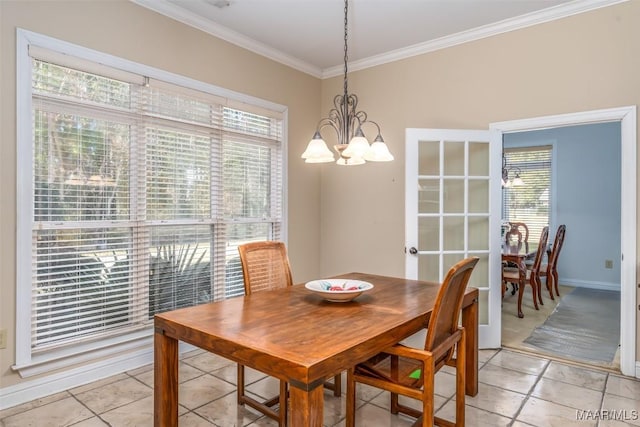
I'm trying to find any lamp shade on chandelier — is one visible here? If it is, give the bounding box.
[301,0,393,166]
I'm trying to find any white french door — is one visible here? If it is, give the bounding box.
[405,128,502,348]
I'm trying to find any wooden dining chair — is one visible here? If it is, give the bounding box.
[237,241,341,426]
[504,226,548,315]
[237,241,291,426]
[502,222,530,296]
[345,257,479,427]
[540,224,566,300]
[505,222,529,254]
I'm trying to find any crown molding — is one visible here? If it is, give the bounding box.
[130,0,324,78]
[132,0,627,80]
[322,0,628,78]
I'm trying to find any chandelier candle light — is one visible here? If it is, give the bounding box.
[301,0,394,165]
[502,155,525,188]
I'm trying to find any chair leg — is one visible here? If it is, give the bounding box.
[421,358,435,427]
[345,368,356,427]
[455,331,466,427]
[390,392,399,414]
[553,270,560,296]
[546,271,555,300]
[333,374,342,396]
[533,274,544,306]
[237,364,245,404]
[531,279,539,311]
[278,380,288,427]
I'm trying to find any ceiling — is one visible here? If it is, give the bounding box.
[133,0,622,78]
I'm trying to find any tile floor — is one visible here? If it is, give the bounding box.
[2,348,640,426]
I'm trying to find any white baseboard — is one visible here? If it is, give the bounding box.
[559,278,620,291]
[0,342,197,411]
[636,361,640,379]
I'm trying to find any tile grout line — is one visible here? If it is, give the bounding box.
[506,354,552,426]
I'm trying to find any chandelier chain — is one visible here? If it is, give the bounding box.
[343,0,349,98]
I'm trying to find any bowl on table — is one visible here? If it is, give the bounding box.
[304,279,373,302]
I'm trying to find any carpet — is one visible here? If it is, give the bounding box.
[523,287,620,364]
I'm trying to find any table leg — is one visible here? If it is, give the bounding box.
[154,328,179,427]
[289,382,324,427]
[461,296,478,397]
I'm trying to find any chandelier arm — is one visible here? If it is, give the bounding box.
[316,117,342,137]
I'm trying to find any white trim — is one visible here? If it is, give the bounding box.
[134,0,627,79]
[559,278,621,292]
[130,0,323,78]
[13,331,152,378]
[490,105,637,378]
[0,342,197,410]
[15,28,34,368]
[636,361,640,379]
[17,29,287,115]
[325,0,628,78]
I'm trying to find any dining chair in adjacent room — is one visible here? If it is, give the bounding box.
[542,224,567,300]
[505,222,530,254]
[237,241,342,426]
[345,257,479,427]
[504,226,548,311]
[503,222,530,296]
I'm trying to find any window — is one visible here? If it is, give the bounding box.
[16,31,286,370]
[501,146,552,248]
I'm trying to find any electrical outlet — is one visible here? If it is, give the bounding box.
[605,260,614,269]
[0,329,7,349]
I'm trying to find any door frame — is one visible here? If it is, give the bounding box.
[490,106,637,378]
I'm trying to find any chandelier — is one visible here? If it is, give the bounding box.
[301,0,393,166]
[502,155,524,188]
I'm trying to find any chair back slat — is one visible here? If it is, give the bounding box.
[238,241,293,294]
[424,257,479,358]
[548,225,566,269]
[531,226,549,271]
[505,222,529,253]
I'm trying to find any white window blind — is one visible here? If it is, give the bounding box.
[28,54,284,353]
[502,146,552,249]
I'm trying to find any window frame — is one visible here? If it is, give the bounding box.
[15,29,288,376]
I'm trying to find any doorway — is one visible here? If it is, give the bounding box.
[490,106,637,377]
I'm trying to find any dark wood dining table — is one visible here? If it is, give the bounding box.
[154,272,479,427]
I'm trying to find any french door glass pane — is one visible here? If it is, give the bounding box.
[443,216,464,251]
[443,179,464,213]
[418,254,439,283]
[469,216,489,250]
[469,179,489,213]
[418,179,439,214]
[418,217,439,251]
[469,142,489,176]
[443,141,464,176]
[418,141,439,175]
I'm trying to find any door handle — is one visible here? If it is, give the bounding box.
[408,247,418,255]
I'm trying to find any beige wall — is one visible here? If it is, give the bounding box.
[1,0,638,396]
[317,1,640,356]
[0,0,322,389]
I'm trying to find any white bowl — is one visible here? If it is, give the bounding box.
[304,279,373,302]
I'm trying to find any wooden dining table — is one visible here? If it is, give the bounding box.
[154,272,479,427]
